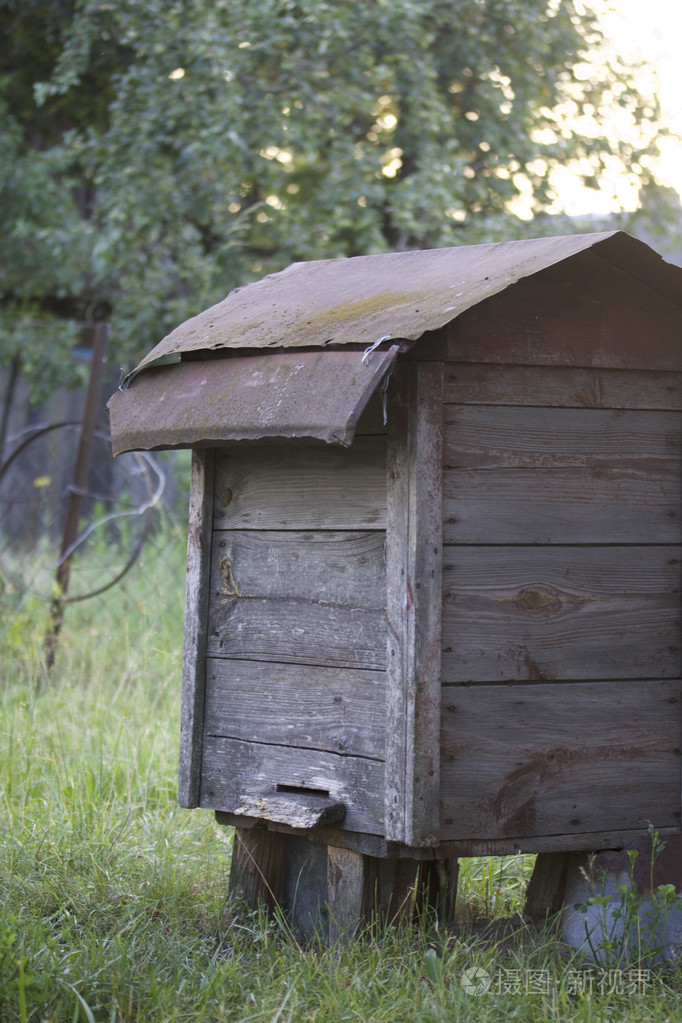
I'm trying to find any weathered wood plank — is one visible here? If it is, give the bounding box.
[385,362,444,847]
[440,680,682,841]
[178,448,215,808]
[206,530,386,669]
[447,251,682,370]
[443,467,681,544]
[204,659,385,758]
[210,529,386,605]
[441,545,681,682]
[444,364,682,411]
[444,407,681,469]
[427,827,682,859]
[208,598,386,669]
[444,544,680,597]
[200,735,385,834]
[212,437,386,530]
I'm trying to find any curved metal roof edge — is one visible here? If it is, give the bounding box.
[124,230,679,386]
[109,347,398,454]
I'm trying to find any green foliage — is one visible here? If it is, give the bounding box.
[458,853,536,920]
[0,584,46,673]
[0,315,83,405]
[1,0,673,394]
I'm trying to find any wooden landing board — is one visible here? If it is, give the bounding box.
[443,467,680,545]
[440,679,682,841]
[200,735,385,835]
[444,406,681,469]
[441,545,681,683]
[212,437,387,530]
[206,530,386,669]
[204,659,386,759]
[445,365,682,411]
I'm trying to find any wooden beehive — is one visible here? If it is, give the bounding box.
[109,231,682,924]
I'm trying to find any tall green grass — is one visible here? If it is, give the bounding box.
[1,519,680,1021]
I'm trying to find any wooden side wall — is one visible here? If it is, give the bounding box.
[197,404,389,835]
[439,265,682,846]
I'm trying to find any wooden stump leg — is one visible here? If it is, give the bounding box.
[228,826,287,913]
[437,857,459,925]
[524,851,574,920]
[388,857,459,925]
[279,834,329,935]
[327,850,460,941]
[327,847,368,943]
[229,829,460,940]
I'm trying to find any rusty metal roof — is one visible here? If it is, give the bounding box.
[108,347,398,455]
[109,230,682,453]
[127,230,681,381]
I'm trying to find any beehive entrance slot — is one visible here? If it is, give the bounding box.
[276,783,331,799]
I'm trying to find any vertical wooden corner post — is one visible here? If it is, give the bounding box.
[45,322,110,668]
[178,447,215,808]
[385,361,445,848]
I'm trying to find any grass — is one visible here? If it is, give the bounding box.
[1,521,682,1021]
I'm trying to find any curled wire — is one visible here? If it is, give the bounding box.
[0,422,166,603]
[362,334,392,365]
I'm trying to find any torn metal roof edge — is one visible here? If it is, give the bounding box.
[108,346,399,455]
[123,229,680,385]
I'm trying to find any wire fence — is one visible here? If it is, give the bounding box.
[0,439,191,670]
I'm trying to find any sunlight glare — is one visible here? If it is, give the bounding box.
[550,0,682,215]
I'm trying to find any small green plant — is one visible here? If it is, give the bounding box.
[0,583,47,683]
[575,825,682,968]
[0,923,27,1022]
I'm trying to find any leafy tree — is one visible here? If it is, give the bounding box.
[0,0,674,389]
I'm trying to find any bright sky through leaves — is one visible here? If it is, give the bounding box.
[555,0,682,214]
